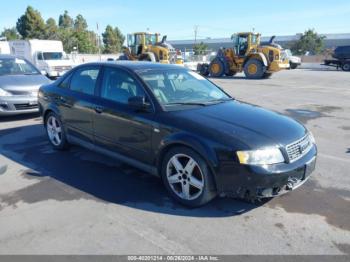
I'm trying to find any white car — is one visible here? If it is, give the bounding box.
[283,49,301,69]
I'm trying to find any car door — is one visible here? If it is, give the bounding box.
[57,65,101,143]
[93,66,155,164]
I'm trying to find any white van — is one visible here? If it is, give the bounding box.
[0,41,10,54]
[9,40,74,78]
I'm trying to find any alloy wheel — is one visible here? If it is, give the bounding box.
[166,154,204,201]
[46,116,62,146]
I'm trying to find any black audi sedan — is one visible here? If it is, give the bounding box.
[38,61,317,207]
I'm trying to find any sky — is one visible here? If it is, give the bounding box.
[1,0,350,40]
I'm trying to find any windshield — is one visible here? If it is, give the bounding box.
[0,58,39,76]
[42,52,64,60]
[137,69,230,108]
[285,49,293,56]
[145,34,157,45]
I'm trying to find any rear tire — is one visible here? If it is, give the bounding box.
[198,63,209,76]
[161,146,217,207]
[342,62,350,71]
[244,59,265,79]
[45,112,69,150]
[209,58,225,77]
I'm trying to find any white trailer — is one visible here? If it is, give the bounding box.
[9,40,74,78]
[0,41,10,54]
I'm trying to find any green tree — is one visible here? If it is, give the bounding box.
[291,29,326,55]
[59,10,73,29]
[193,42,208,55]
[45,18,59,40]
[58,28,76,53]
[74,14,88,32]
[72,15,98,53]
[0,27,20,40]
[102,25,125,53]
[16,6,46,39]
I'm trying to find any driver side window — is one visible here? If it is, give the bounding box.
[101,67,146,104]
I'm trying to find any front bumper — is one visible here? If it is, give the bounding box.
[0,96,39,116]
[216,144,317,199]
[47,71,67,78]
[268,60,290,72]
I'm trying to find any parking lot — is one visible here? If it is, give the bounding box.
[0,69,349,255]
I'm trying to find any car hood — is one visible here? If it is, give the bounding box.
[289,55,301,63]
[168,100,307,149]
[0,74,51,91]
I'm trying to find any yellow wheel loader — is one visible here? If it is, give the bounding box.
[119,32,183,64]
[198,32,289,79]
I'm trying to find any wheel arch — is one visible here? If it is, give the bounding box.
[245,52,268,67]
[43,104,61,126]
[156,134,219,188]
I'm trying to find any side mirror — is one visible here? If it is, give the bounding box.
[128,96,151,112]
[40,70,47,76]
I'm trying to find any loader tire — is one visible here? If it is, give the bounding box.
[198,63,209,76]
[209,58,224,77]
[244,59,265,79]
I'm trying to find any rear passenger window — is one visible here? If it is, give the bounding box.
[70,67,100,95]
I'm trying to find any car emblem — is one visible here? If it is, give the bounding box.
[298,141,309,154]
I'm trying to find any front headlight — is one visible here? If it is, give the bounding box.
[0,88,12,97]
[237,147,285,165]
[309,131,316,144]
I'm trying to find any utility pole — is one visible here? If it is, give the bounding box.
[96,22,101,61]
[194,25,199,44]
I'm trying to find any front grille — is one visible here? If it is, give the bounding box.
[8,90,37,96]
[14,103,38,110]
[286,134,312,162]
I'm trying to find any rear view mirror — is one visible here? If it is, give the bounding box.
[128,96,151,112]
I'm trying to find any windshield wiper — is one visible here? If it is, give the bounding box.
[206,98,234,104]
[165,102,208,106]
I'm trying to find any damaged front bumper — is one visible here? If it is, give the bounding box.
[215,145,317,199]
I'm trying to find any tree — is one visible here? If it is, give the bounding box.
[45,18,59,40]
[74,14,88,32]
[291,29,325,55]
[102,25,125,53]
[0,27,20,40]
[193,42,208,55]
[16,6,46,39]
[59,10,73,29]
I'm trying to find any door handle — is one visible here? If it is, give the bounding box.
[94,106,104,114]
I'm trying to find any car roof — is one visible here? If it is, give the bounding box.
[81,61,187,71]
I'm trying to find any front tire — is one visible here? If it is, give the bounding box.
[290,62,298,69]
[161,147,217,207]
[244,59,265,79]
[209,58,225,77]
[45,112,69,150]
